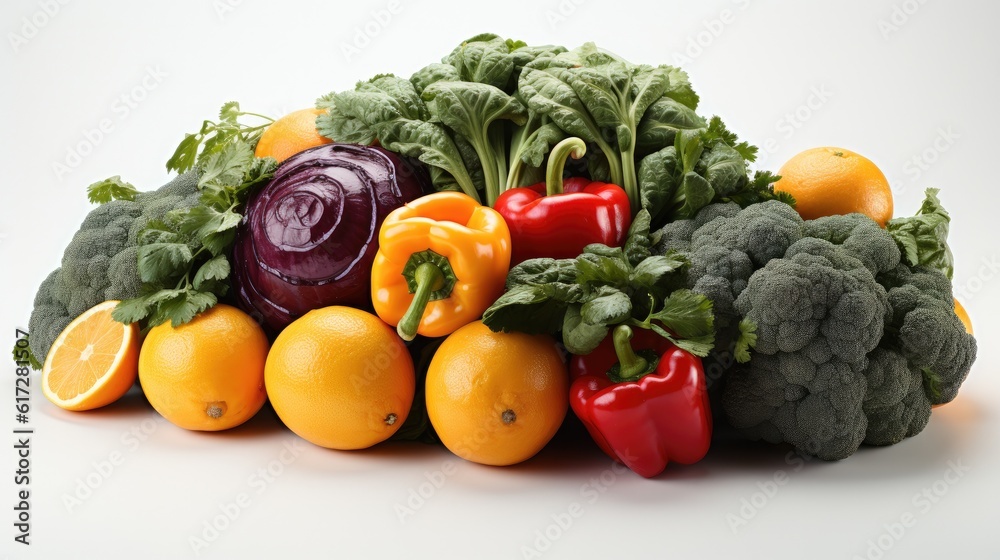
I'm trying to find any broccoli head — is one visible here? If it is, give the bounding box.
[653,196,977,460]
[725,238,892,460]
[28,173,200,362]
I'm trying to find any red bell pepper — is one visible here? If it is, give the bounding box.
[494,137,631,266]
[570,325,712,478]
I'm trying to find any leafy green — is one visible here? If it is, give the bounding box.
[12,333,43,371]
[638,120,792,228]
[734,318,758,364]
[87,176,138,204]
[316,35,761,217]
[115,103,278,328]
[483,209,715,356]
[887,188,954,279]
[166,101,274,174]
[422,80,526,203]
[317,36,566,206]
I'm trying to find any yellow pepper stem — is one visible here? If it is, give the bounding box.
[396,250,457,341]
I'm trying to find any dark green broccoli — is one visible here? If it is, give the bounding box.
[653,192,977,460]
[27,173,200,363]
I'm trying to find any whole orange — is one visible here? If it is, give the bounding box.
[775,147,894,227]
[138,304,269,431]
[254,108,332,162]
[425,321,568,466]
[265,306,414,450]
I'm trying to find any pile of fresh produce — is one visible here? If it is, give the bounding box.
[19,34,976,478]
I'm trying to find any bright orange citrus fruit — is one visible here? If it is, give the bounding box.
[954,298,973,335]
[138,304,269,431]
[775,147,894,227]
[265,306,415,450]
[254,108,332,162]
[425,321,568,466]
[42,300,139,411]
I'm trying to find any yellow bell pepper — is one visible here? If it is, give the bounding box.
[371,192,511,340]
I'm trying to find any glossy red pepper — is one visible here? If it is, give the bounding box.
[495,137,631,265]
[569,325,712,478]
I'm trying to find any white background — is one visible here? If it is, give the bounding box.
[3,0,999,558]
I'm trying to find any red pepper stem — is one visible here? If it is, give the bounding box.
[612,325,650,380]
[397,262,445,341]
[545,137,588,197]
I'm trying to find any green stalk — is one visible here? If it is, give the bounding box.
[545,137,587,196]
[397,250,458,341]
[475,126,502,207]
[489,126,508,202]
[397,263,445,342]
[507,114,536,186]
[596,137,624,188]
[607,325,659,383]
[620,137,639,215]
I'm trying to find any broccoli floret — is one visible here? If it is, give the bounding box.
[656,201,803,329]
[879,265,976,404]
[725,240,891,460]
[690,200,804,266]
[803,213,901,276]
[27,173,200,362]
[862,347,929,446]
[655,201,741,254]
[653,192,977,460]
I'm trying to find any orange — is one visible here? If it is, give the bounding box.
[265,306,414,450]
[138,304,269,431]
[254,108,332,162]
[954,298,973,335]
[774,147,894,227]
[42,300,139,411]
[425,321,568,466]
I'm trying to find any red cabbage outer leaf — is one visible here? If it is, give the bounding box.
[232,143,425,332]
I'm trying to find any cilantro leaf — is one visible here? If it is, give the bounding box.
[12,335,43,371]
[167,133,203,174]
[192,255,231,290]
[198,142,254,190]
[650,289,715,340]
[734,318,758,363]
[137,243,194,283]
[87,176,138,204]
[581,287,632,325]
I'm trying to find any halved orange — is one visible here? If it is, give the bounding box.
[42,300,140,411]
